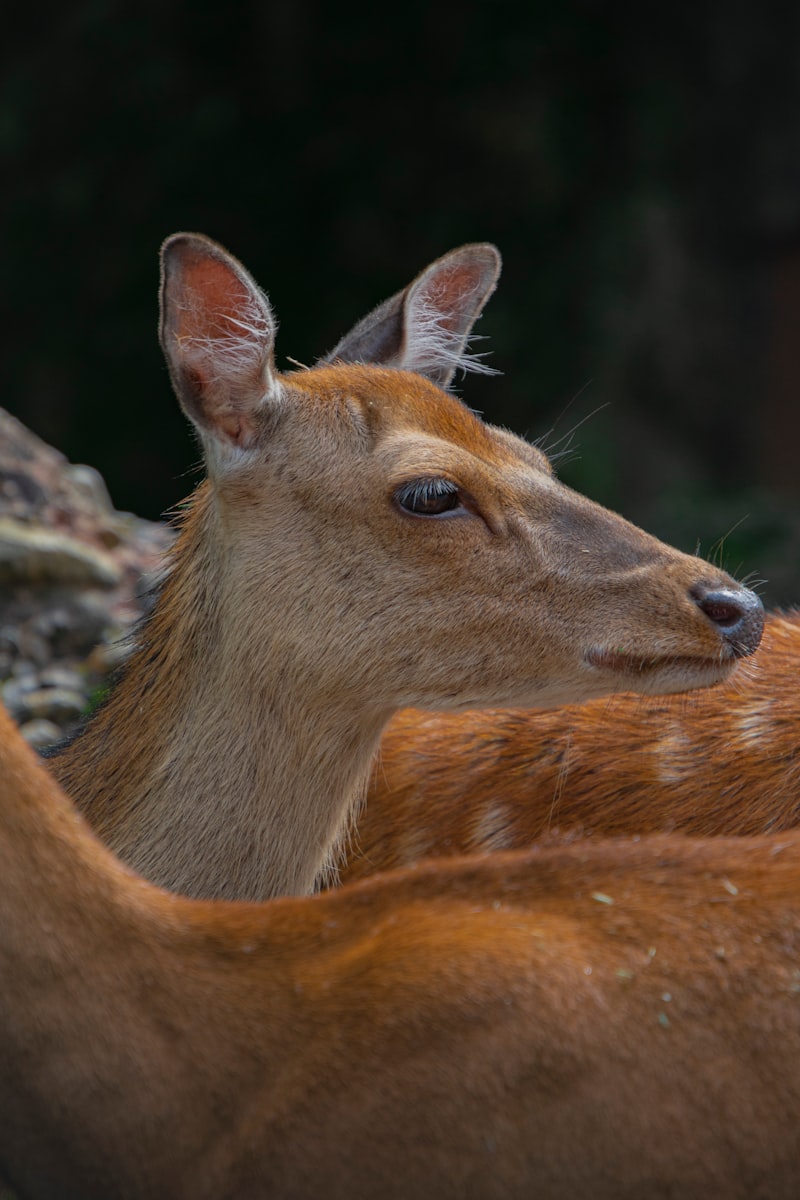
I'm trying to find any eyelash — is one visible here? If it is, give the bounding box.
[393,477,462,517]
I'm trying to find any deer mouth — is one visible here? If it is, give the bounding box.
[585,647,729,676]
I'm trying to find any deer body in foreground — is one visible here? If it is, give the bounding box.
[343,609,799,883]
[48,233,763,900]
[4,700,800,1199]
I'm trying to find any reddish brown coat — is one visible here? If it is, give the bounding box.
[344,611,799,882]
[5,699,800,1198]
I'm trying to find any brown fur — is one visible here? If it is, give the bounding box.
[49,234,762,900]
[343,611,800,882]
[5,700,800,1198]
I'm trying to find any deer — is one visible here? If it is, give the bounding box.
[342,609,800,883]
[45,232,764,901]
[6,693,800,1197]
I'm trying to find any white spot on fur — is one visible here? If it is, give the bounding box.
[471,802,514,852]
[735,699,774,747]
[653,727,692,785]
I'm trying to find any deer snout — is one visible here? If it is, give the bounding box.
[691,585,765,658]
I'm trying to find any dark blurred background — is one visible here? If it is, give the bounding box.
[4,1,800,602]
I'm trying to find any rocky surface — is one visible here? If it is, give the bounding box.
[0,408,174,748]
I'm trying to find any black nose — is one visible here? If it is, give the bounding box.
[691,585,765,657]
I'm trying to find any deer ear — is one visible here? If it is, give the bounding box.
[159,233,279,459]
[324,244,501,389]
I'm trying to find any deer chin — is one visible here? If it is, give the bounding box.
[584,646,737,693]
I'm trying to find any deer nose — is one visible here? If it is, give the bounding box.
[691,585,765,658]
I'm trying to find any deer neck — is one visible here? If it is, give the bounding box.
[52,484,389,900]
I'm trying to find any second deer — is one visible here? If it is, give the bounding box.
[4,685,800,1197]
[342,609,798,882]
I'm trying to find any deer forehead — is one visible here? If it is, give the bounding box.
[280,364,552,480]
[281,363,498,448]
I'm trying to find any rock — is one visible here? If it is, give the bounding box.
[19,719,63,750]
[2,675,39,719]
[29,593,111,658]
[14,686,86,724]
[0,519,121,588]
[37,666,87,692]
[0,405,174,739]
[63,464,115,514]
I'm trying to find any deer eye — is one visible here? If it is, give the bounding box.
[394,477,462,517]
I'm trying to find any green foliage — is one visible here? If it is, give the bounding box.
[84,679,112,717]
